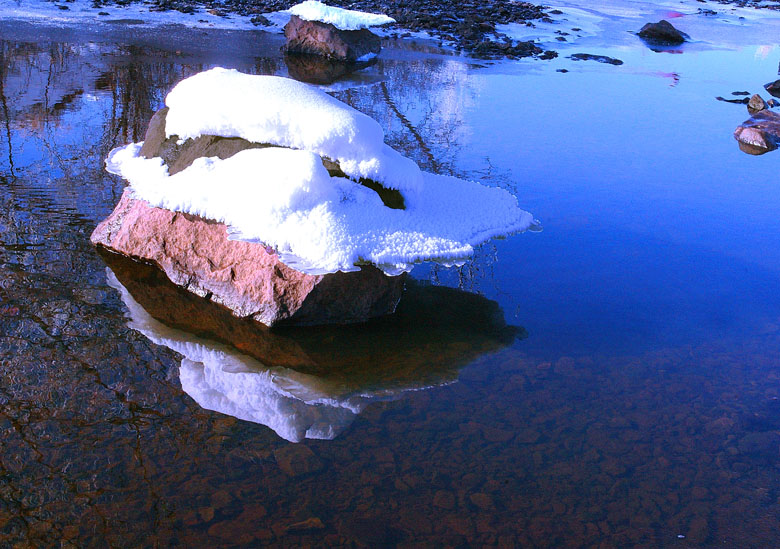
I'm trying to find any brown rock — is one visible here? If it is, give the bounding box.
[734,110,780,155]
[139,107,269,176]
[91,190,405,326]
[140,107,405,209]
[283,14,381,62]
[637,20,688,45]
[748,93,767,114]
[273,444,324,476]
[764,79,780,98]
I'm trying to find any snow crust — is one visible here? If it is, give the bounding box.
[288,0,395,30]
[107,269,428,442]
[164,68,422,192]
[108,68,535,274]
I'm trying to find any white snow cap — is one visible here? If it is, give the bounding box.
[288,0,395,30]
[164,68,421,192]
[108,69,536,275]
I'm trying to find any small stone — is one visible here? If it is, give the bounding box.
[748,94,768,114]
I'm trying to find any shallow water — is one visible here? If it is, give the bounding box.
[2,13,780,547]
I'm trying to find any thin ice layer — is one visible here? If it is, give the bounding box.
[164,68,421,192]
[107,144,535,275]
[288,0,395,30]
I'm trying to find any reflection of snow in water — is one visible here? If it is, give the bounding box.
[106,268,450,442]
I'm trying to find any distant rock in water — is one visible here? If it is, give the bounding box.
[734,110,780,155]
[283,14,381,62]
[637,20,689,45]
[748,94,768,114]
[568,53,623,65]
[764,79,780,98]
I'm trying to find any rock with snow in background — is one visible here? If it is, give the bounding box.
[282,1,394,62]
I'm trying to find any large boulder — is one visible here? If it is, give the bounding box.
[637,20,688,45]
[283,14,380,62]
[734,110,780,155]
[91,190,406,326]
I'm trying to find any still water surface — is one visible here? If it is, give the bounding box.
[1,16,780,547]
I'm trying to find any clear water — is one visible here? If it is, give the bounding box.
[2,13,780,546]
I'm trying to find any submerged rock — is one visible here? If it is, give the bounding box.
[283,14,381,62]
[733,110,780,155]
[91,190,405,326]
[637,20,689,45]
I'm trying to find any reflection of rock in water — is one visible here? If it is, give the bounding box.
[284,52,375,85]
[102,251,524,442]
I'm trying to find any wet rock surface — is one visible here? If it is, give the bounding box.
[734,109,780,154]
[283,14,381,61]
[637,19,689,45]
[92,190,406,326]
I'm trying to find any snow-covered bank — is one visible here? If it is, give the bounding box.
[108,68,535,275]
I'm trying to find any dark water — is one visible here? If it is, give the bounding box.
[2,19,780,547]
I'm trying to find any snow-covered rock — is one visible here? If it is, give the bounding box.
[283,14,381,62]
[287,1,395,31]
[106,68,536,276]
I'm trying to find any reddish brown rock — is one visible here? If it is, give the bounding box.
[91,189,405,326]
[734,110,780,155]
[283,14,381,62]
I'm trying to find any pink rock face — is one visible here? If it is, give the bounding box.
[283,14,381,62]
[91,189,405,326]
